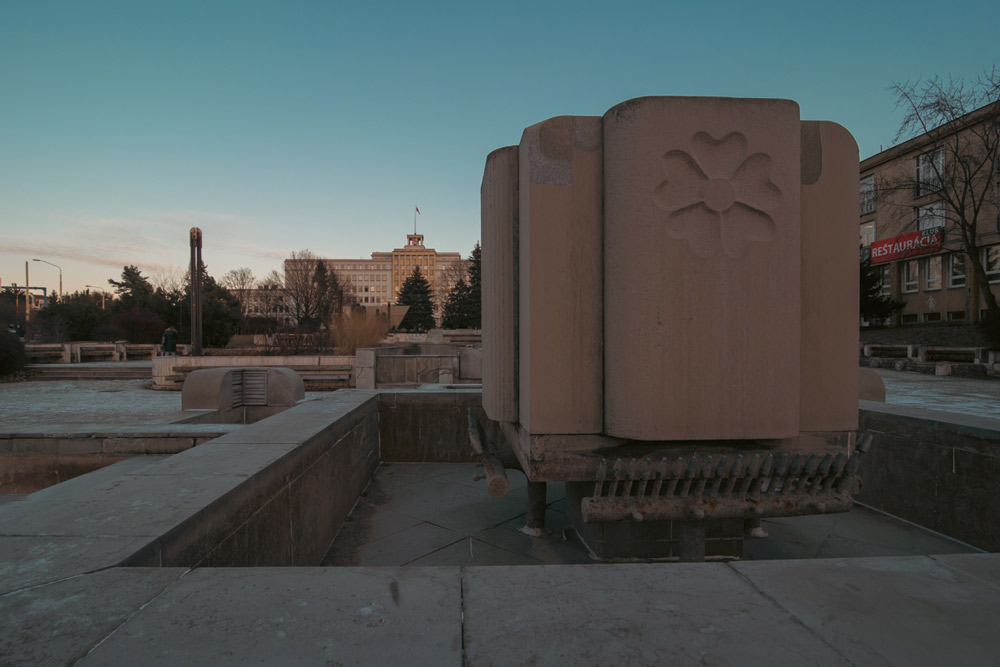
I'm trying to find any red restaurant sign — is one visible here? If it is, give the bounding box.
[870,229,943,264]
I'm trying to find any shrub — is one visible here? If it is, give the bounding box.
[92,324,127,342]
[332,314,388,354]
[0,331,28,378]
[226,334,256,349]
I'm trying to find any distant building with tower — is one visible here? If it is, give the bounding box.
[282,232,469,323]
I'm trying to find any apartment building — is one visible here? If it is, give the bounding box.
[860,103,1000,325]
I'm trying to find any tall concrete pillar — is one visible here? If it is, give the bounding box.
[481,146,519,424]
[518,116,603,434]
[799,121,860,432]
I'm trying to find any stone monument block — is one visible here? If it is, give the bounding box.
[800,121,860,431]
[517,115,603,434]
[603,97,802,440]
[481,146,519,423]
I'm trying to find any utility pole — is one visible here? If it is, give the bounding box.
[32,258,62,299]
[86,285,106,309]
[190,228,203,356]
[24,262,30,327]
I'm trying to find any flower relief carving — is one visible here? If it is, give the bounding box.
[653,131,783,259]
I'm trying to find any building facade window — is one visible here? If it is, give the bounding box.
[916,202,945,231]
[925,255,942,290]
[903,260,919,293]
[880,265,892,295]
[859,221,875,247]
[916,148,944,197]
[984,245,1000,283]
[860,175,876,215]
[949,253,966,288]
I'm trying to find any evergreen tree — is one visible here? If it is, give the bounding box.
[181,266,243,347]
[466,242,481,328]
[440,242,482,329]
[397,267,435,332]
[442,277,471,329]
[108,265,155,312]
[860,257,905,323]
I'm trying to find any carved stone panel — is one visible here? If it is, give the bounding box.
[603,97,802,440]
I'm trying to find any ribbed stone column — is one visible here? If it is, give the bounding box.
[799,121,860,432]
[481,145,519,423]
[517,115,603,434]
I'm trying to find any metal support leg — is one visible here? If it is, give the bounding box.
[678,521,706,562]
[523,481,547,536]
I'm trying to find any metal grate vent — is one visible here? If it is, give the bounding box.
[231,370,244,408]
[242,369,268,406]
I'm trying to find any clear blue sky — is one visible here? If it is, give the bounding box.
[2,0,997,295]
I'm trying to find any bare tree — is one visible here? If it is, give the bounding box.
[882,68,1000,339]
[282,250,343,331]
[148,267,186,295]
[221,267,256,317]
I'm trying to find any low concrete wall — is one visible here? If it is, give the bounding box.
[858,401,1000,551]
[0,392,380,583]
[125,392,380,567]
[25,342,163,363]
[0,425,237,493]
[378,390,481,463]
[152,354,355,389]
[356,345,482,389]
[861,345,1000,377]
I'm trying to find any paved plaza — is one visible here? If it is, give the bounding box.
[1,365,998,665]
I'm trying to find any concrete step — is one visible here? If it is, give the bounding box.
[28,366,152,380]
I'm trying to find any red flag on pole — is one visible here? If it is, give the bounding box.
[415,206,420,215]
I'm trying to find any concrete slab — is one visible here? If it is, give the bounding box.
[208,391,376,446]
[463,563,851,666]
[0,466,254,538]
[743,505,978,560]
[406,536,544,566]
[474,509,594,565]
[78,568,462,666]
[134,442,299,478]
[17,455,166,499]
[381,475,526,535]
[932,552,1000,589]
[0,568,186,666]
[0,535,155,595]
[340,522,465,566]
[376,461,479,487]
[732,555,1000,666]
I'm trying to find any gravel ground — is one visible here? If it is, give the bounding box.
[1,370,998,428]
[0,379,330,428]
[0,380,183,427]
[873,369,1000,420]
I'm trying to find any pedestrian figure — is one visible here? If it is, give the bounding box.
[161,325,178,356]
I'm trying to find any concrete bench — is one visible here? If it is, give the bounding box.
[78,345,118,362]
[124,344,156,360]
[919,347,981,364]
[25,346,68,364]
[863,344,910,359]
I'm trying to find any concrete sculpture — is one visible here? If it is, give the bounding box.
[480,96,862,560]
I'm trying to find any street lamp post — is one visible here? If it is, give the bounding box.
[85,285,106,310]
[32,258,62,299]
